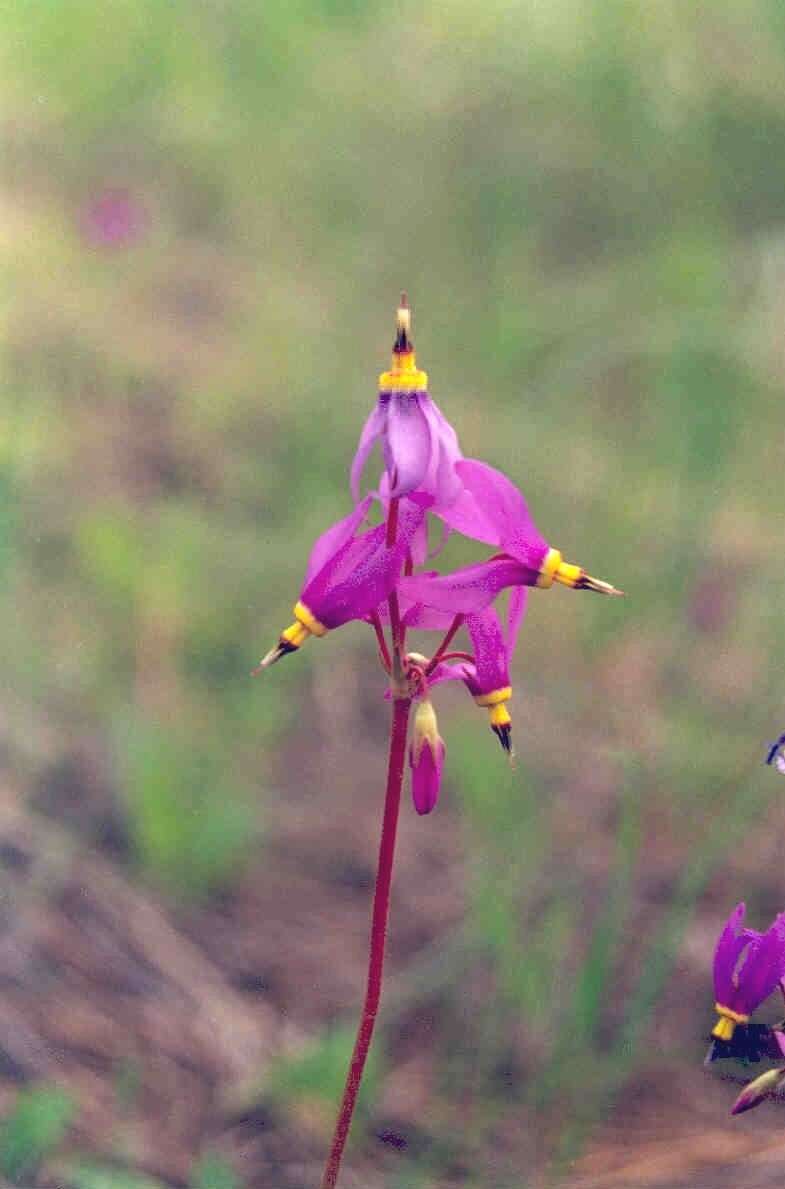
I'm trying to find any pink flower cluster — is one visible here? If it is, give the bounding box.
[258,299,622,815]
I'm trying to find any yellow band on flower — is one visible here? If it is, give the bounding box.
[379,349,428,390]
[487,702,512,729]
[474,686,512,708]
[293,600,328,638]
[536,548,562,588]
[537,549,587,590]
[712,1003,750,1041]
[553,560,583,588]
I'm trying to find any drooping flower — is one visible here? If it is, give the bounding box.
[256,494,430,668]
[428,592,527,754]
[711,903,785,1041]
[409,699,445,815]
[400,458,622,615]
[351,296,464,506]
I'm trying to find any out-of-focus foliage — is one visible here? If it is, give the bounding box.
[2,0,785,1184]
[0,1087,74,1183]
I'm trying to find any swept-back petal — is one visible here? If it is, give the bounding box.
[302,496,428,628]
[465,606,509,695]
[455,459,549,568]
[427,660,473,688]
[304,495,373,585]
[713,903,749,1004]
[409,512,430,568]
[737,913,785,1012]
[422,396,464,507]
[350,402,387,502]
[506,586,528,662]
[434,486,501,546]
[400,557,534,615]
[385,394,432,496]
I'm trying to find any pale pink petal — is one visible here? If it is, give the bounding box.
[422,396,464,507]
[506,586,528,661]
[385,395,432,496]
[399,557,533,615]
[434,486,501,546]
[455,459,549,567]
[350,402,386,501]
[304,495,373,585]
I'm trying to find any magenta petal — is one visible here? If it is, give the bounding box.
[399,557,534,615]
[466,607,509,694]
[410,737,445,815]
[304,496,373,585]
[385,395,432,496]
[350,402,386,501]
[409,513,430,568]
[302,496,428,628]
[434,486,501,546]
[422,396,464,507]
[400,602,457,630]
[427,660,472,688]
[506,586,528,662]
[713,903,749,1005]
[737,913,785,1011]
[455,459,549,567]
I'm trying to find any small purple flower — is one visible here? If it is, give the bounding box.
[409,699,445,815]
[766,734,785,773]
[711,903,785,1040]
[429,593,527,754]
[400,459,622,615]
[351,297,464,506]
[82,188,145,248]
[257,494,430,668]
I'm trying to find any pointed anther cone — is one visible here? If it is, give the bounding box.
[577,573,625,596]
[731,1067,785,1115]
[251,639,297,673]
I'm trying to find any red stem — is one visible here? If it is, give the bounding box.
[369,609,392,673]
[425,614,464,674]
[319,695,412,1189]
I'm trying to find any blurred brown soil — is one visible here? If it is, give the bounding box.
[4,751,785,1189]
[0,729,465,1189]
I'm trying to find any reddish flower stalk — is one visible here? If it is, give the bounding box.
[319,694,411,1188]
[425,613,464,674]
[320,498,410,1189]
[254,298,623,1184]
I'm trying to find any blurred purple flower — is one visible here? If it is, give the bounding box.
[712,903,785,1040]
[82,188,145,248]
[766,734,785,773]
[351,297,464,506]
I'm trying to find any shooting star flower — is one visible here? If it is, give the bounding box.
[256,494,429,668]
[351,296,464,506]
[399,458,622,616]
[711,903,785,1041]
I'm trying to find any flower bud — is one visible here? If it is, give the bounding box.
[409,700,445,815]
[731,1066,785,1115]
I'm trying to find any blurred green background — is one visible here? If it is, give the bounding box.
[2,1,785,1186]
